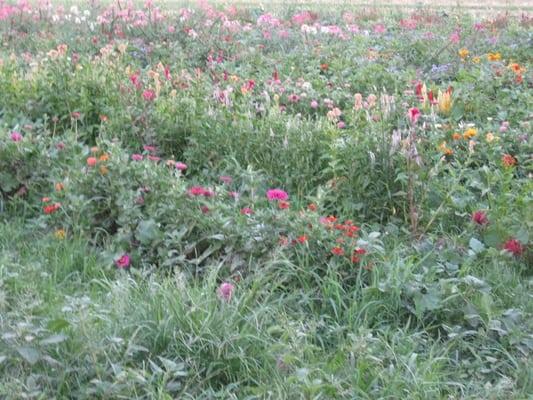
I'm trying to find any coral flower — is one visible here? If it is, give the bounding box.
[278,201,290,210]
[266,189,288,201]
[240,207,253,215]
[502,154,517,167]
[503,238,524,256]
[115,253,131,269]
[217,282,235,302]
[86,157,97,167]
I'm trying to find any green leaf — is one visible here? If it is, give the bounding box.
[469,237,485,254]
[16,347,40,365]
[136,219,161,244]
[40,334,68,346]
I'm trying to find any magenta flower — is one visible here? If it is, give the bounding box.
[408,107,421,125]
[217,282,235,302]
[115,253,131,269]
[266,188,288,201]
[175,162,188,171]
[471,211,488,226]
[131,154,143,161]
[10,131,22,142]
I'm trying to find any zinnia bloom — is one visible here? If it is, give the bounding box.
[278,201,290,210]
[217,282,235,302]
[131,154,143,161]
[10,131,22,142]
[471,210,488,226]
[142,89,156,101]
[175,162,188,171]
[86,157,97,167]
[266,188,288,201]
[503,238,524,256]
[240,207,253,215]
[43,202,61,214]
[115,253,131,269]
[502,154,517,167]
[331,246,344,256]
[408,107,421,125]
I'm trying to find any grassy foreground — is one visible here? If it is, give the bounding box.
[1,0,532,398]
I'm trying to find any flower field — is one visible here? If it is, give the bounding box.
[0,1,532,398]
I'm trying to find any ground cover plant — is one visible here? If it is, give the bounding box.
[0,1,532,398]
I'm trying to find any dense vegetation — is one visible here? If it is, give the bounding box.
[0,1,531,398]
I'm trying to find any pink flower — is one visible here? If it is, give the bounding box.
[200,205,210,214]
[408,107,421,125]
[148,155,161,162]
[115,253,131,269]
[373,24,386,34]
[266,188,288,201]
[175,162,188,171]
[229,191,239,199]
[472,211,488,226]
[143,145,157,153]
[337,121,346,129]
[10,131,22,142]
[217,282,235,302]
[219,175,233,184]
[142,89,156,101]
[240,207,253,215]
[131,154,143,161]
[188,186,214,197]
[310,100,318,109]
[449,31,460,44]
[503,238,524,256]
[288,94,300,103]
[56,141,65,150]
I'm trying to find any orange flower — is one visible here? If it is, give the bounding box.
[452,132,462,140]
[463,128,477,139]
[487,52,501,61]
[296,235,308,244]
[55,182,64,191]
[87,157,97,167]
[501,154,517,167]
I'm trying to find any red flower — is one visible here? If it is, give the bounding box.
[86,157,97,167]
[503,238,524,256]
[472,211,488,226]
[43,202,61,214]
[307,203,317,212]
[331,246,344,256]
[296,235,308,244]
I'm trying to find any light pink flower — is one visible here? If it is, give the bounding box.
[217,282,235,301]
[175,162,188,171]
[131,154,143,161]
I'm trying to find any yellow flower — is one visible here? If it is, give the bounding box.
[472,56,481,64]
[437,90,452,115]
[54,229,66,240]
[452,132,462,140]
[458,48,469,59]
[463,128,477,139]
[487,52,501,62]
